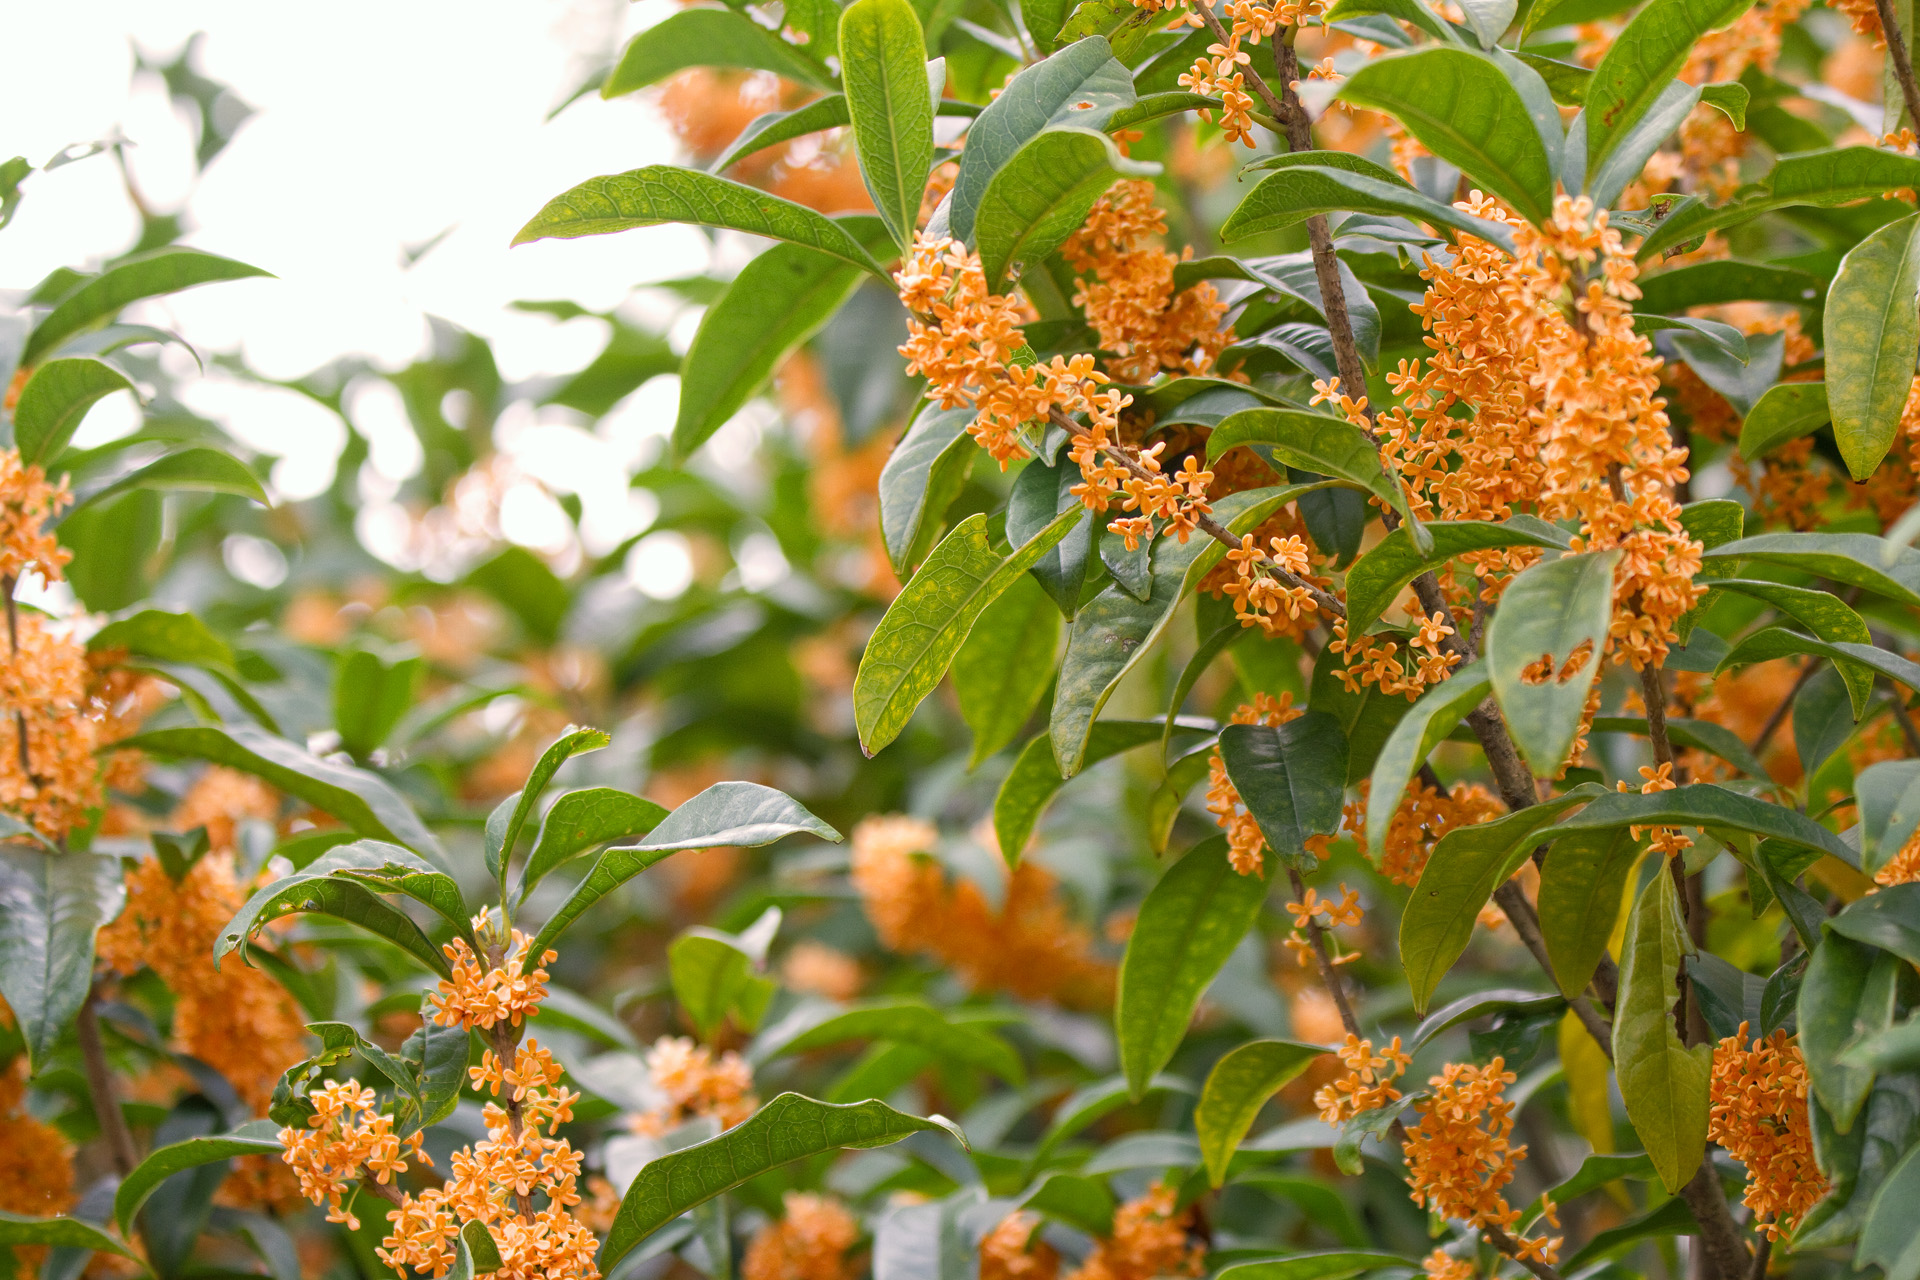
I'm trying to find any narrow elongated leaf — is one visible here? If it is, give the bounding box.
[1800,933,1899,1133]
[1586,0,1753,172]
[1717,627,1916,718]
[21,247,271,367]
[1117,837,1269,1097]
[115,724,444,860]
[974,128,1160,292]
[1586,77,1703,207]
[713,97,852,174]
[222,875,449,977]
[1486,551,1618,774]
[947,36,1134,242]
[1704,531,1920,608]
[995,721,1161,863]
[89,609,234,668]
[513,168,886,277]
[1613,868,1711,1192]
[70,447,269,514]
[1538,827,1638,996]
[1218,713,1348,869]
[11,357,131,466]
[1337,47,1557,224]
[518,788,669,899]
[953,573,1060,768]
[879,406,975,576]
[1546,783,1854,861]
[241,841,472,940]
[1827,210,1920,479]
[855,507,1082,755]
[0,851,124,1067]
[1588,715,1768,779]
[1206,409,1424,548]
[841,0,934,250]
[1213,1254,1418,1280]
[1344,516,1570,639]
[1859,760,1920,877]
[602,1094,964,1266]
[492,726,609,881]
[1636,259,1826,313]
[1195,1040,1325,1185]
[1829,884,1920,967]
[1736,381,1830,460]
[674,230,882,459]
[0,1212,136,1259]
[1221,163,1516,254]
[115,1120,281,1237]
[1364,665,1493,865]
[752,998,1025,1081]
[602,9,833,96]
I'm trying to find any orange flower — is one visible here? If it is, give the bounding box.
[428,919,555,1032]
[0,449,71,585]
[742,1192,861,1280]
[1404,1058,1559,1263]
[628,1035,758,1136]
[1709,1022,1827,1239]
[1313,1034,1410,1123]
[0,1058,75,1270]
[781,941,865,1000]
[1065,1182,1203,1280]
[1344,780,1503,887]
[981,1212,1060,1280]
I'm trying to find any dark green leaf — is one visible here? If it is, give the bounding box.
[953,573,1060,768]
[1213,1253,1418,1280]
[671,909,781,1037]
[602,10,833,96]
[0,850,123,1068]
[10,357,132,466]
[975,127,1160,292]
[1538,826,1637,996]
[841,0,934,250]
[1364,664,1493,865]
[1827,210,1920,480]
[494,726,610,881]
[995,720,1162,863]
[1486,550,1618,775]
[1195,1040,1325,1185]
[1736,381,1830,460]
[1343,516,1569,639]
[879,406,975,576]
[1703,531,1920,609]
[0,1212,135,1260]
[1220,161,1516,254]
[1218,712,1348,869]
[1588,715,1768,778]
[1584,0,1754,172]
[1830,883,1920,968]
[1547,782,1854,861]
[1859,759,1920,878]
[1800,933,1899,1132]
[333,651,421,761]
[22,247,271,367]
[752,998,1025,1081]
[1007,436,1095,614]
[1635,259,1825,313]
[518,788,669,899]
[1206,409,1424,547]
[1613,867,1711,1193]
[1718,626,1916,719]
[1117,836,1269,1097]
[114,1120,280,1237]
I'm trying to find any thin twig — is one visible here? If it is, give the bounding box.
[1747,659,1816,758]
[76,990,140,1177]
[1286,866,1363,1039]
[1875,0,1920,130]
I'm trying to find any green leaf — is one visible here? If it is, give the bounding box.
[1337,47,1557,225]
[465,545,569,644]
[528,782,839,961]
[841,0,934,251]
[974,127,1160,292]
[1412,987,1567,1047]
[1717,626,1916,719]
[1486,550,1619,775]
[21,247,271,368]
[674,231,882,460]
[1636,259,1825,313]
[671,909,781,1036]
[1364,664,1494,865]
[1221,160,1517,255]
[1050,488,1294,776]
[752,998,1025,1082]
[1052,0,1165,58]
[1213,1254,1418,1280]
[602,9,833,96]
[1736,381,1830,460]
[879,406,975,576]
[1800,932,1899,1132]
[0,850,123,1068]
[1207,409,1424,548]
[518,787,669,900]
[1584,0,1754,172]
[1700,80,1749,128]
[57,489,158,612]
[1032,1073,1193,1160]
[1008,438,1097,615]
[1117,836,1269,1097]
[1538,826,1638,996]
[512,167,885,277]
[1638,146,1920,259]
[88,610,233,669]
[1587,715,1768,778]
[493,726,610,881]
[1217,712,1348,869]
[1830,884,1920,967]
[1195,1040,1326,1186]
[995,721,1162,864]
[712,97,852,175]
[0,1212,136,1260]
[1344,518,1569,641]
[332,651,421,762]
[1712,577,1876,652]
[1632,312,1749,366]
[855,506,1083,755]
[10,357,132,466]
[70,447,271,514]
[216,843,467,977]
[1548,783,1855,861]
[946,36,1135,242]
[223,873,449,977]
[1703,531,1920,608]
[601,1094,965,1267]
[1859,760,1920,877]
[1826,210,1920,480]
[1613,867,1711,1193]
[953,573,1060,768]
[115,724,445,860]
[1857,1146,1920,1280]
[114,1119,281,1237]
[1399,787,1604,1014]
[1327,0,1459,43]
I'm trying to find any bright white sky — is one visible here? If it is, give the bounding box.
[0,0,707,386]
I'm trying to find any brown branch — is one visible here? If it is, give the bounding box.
[1748,659,1816,758]
[358,1174,406,1209]
[1286,866,1363,1039]
[1483,1224,1572,1280]
[1876,0,1920,132]
[1681,1162,1753,1280]
[76,990,139,1177]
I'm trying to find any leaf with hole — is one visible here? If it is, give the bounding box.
[1486,551,1618,775]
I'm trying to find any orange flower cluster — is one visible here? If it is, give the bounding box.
[1280,883,1364,968]
[1059,180,1231,384]
[1421,1250,1476,1280]
[96,833,308,1113]
[1313,1033,1410,1123]
[980,1212,1060,1280]
[1221,528,1322,635]
[1618,761,1692,857]
[1164,0,1333,146]
[1876,825,1920,886]
[281,1080,429,1229]
[0,449,70,585]
[1206,693,1306,874]
[1708,1023,1827,1239]
[1,615,107,838]
[742,1192,861,1280]
[781,941,865,1000]
[1327,611,1460,702]
[1404,1058,1560,1265]
[849,815,1113,1006]
[897,234,1129,468]
[1830,0,1884,44]
[1342,779,1503,886]
[428,924,555,1031]
[629,1035,758,1136]
[1066,1182,1203,1280]
[0,1057,75,1271]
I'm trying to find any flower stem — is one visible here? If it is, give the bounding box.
[76,989,140,1177]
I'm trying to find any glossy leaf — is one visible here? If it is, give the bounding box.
[0,1212,136,1260]
[1585,0,1753,172]
[1718,626,1917,718]
[114,1119,281,1237]
[1117,836,1269,1097]
[996,720,1162,863]
[518,787,670,900]
[752,998,1025,1082]
[1337,47,1557,225]
[1364,664,1493,865]
[1613,868,1710,1193]
[11,356,132,466]
[71,446,270,513]
[1800,933,1899,1133]
[21,246,271,367]
[1859,760,1920,877]
[1220,161,1516,254]
[1206,409,1425,548]
[1213,1254,1418,1280]
[1736,380,1829,460]
[953,573,1060,768]
[1827,210,1920,479]
[841,0,934,250]
[602,1094,965,1267]
[855,507,1082,755]
[1547,783,1854,861]
[1218,712,1348,869]
[1195,1040,1325,1185]
[1538,827,1637,997]
[602,9,833,96]
[0,850,124,1068]
[975,128,1160,292]
[1344,516,1569,638]
[513,167,886,276]
[1486,550,1619,775]
[1703,531,1920,609]
[1007,436,1096,614]
[493,726,610,880]
[1829,884,1920,967]
[879,406,975,576]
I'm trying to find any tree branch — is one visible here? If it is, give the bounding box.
[76,990,139,1178]
[1875,0,1920,131]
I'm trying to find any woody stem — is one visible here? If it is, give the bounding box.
[1875,0,1920,131]
[76,988,140,1177]
[490,1022,537,1221]
[1285,866,1362,1039]
[359,1174,407,1208]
